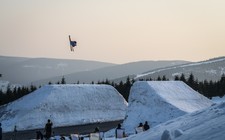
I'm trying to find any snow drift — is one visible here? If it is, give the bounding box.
[123,81,213,134]
[128,102,225,140]
[0,84,128,132]
[211,96,225,104]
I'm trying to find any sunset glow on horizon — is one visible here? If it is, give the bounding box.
[0,0,225,64]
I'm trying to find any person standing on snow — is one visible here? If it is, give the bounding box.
[45,119,53,139]
[115,123,125,138]
[143,121,150,131]
[135,123,144,134]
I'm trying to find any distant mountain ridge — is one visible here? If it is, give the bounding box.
[0,55,189,86]
[0,56,116,85]
[3,55,224,86]
[134,56,225,81]
[33,60,189,86]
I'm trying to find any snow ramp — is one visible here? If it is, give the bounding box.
[129,102,225,140]
[0,84,128,132]
[123,81,213,134]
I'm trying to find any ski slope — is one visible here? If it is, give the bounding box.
[0,84,128,132]
[134,57,225,81]
[122,81,213,134]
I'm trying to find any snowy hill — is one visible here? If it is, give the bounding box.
[33,60,188,86]
[0,56,115,85]
[0,55,189,85]
[134,57,225,81]
[128,102,225,140]
[0,84,128,132]
[123,81,213,134]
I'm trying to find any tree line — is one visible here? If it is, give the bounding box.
[0,85,37,106]
[0,74,225,106]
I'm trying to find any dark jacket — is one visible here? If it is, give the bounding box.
[45,122,53,138]
[143,122,150,131]
[36,131,43,140]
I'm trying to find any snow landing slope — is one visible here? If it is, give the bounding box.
[0,84,128,132]
[129,102,225,140]
[123,81,213,134]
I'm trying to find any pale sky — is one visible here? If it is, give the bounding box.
[0,0,225,64]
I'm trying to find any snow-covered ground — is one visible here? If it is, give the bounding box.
[0,84,128,132]
[51,81,225,140]
[51,102,225,140]
[1,81,224,140]
[127,102,225,140]
[211,96,225,104]
[122,81,213,134]
[135,57,225,79]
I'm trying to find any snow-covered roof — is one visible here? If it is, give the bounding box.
[0,84,128,132]
[123,81,213,134]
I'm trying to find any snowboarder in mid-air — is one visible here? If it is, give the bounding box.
[69,35,77,52]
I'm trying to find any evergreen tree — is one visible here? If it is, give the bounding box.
[30,84,37,92]
[203,80,209,97]
[162,75,167,81]
[198,81,204,95]
[61,76,66,84]
[0,90,3,105]
[124,77,132,100]
[105,78,110,85]
[174,75,180,81]
[157,76,162,81]
[208,80,215,98]
[187,73,198,90]
[180,74,186,83]
[187,73,194,85]
[111,81,115,87]
[115,81,128,101]
[218,74,225,97]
